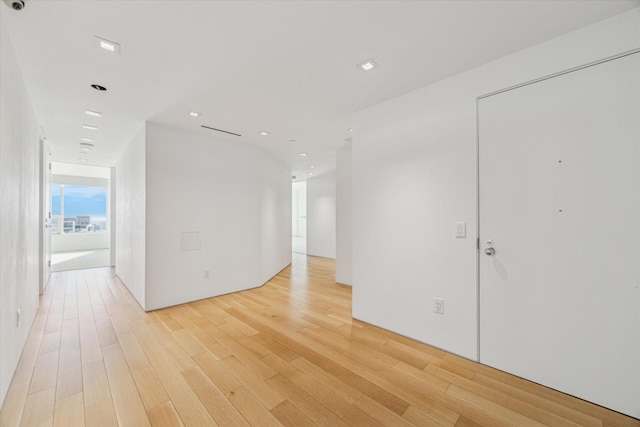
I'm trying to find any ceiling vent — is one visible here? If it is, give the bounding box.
[201,125,241,137]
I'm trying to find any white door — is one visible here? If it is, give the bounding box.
[478,52,640,418]
[292,181,307,237]
[292,181,307,254]
[40,139,52,294]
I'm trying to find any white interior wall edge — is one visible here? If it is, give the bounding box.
[0,12,41,407]
[144,122,291,311]
[306,172,337,259]
[336,142,352,285]
[352,8,640,360]
[110,167,116,266]
[115,125,146,310]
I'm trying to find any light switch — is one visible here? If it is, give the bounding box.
[455,222,466,238]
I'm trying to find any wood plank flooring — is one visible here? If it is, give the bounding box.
[1,254,638,426]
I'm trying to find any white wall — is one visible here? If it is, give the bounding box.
[0,15,40,407]
[144,122,291,311]
[336,142,352,285]
[115,125,146,310]
[352,9,640,360]
[306,172,336,259]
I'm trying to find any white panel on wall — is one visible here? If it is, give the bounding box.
[306,172,336,259]
[352,9,640,361]
[0,16,40,407]
[336,142,352,285]
[144,122,291,311]
[181,232,201,251]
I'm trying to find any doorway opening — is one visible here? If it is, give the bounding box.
[292,181,307,254]
[49,162,112,272]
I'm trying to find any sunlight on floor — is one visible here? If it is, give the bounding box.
[51,251,94,265]
[292,236,306,254]
[51,248,111,272]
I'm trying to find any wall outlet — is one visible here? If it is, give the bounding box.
[434,298,444,314]
[16,308,21,327]
[204,269,210,279]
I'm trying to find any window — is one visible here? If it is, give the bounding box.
[51,184,107,234]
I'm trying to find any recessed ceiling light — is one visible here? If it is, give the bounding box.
[85,110,102,118]
[289,140,296,144]
[309,165,315,168]
[357,58,378,71]
[189,111,200,117]
[100,41,114,51]
[299,152,308,157]
[83,124,98,131]
[348,128,354,132]
[81,137,94,142]
[259,131,270,136]
[91,84,107,91]
[95,36,121,54]
[308,172,313,176]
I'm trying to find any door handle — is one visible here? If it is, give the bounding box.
[484,247,496,256]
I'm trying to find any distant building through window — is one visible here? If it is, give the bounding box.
[51,184,107,234]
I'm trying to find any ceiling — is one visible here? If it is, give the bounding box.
[2,1,638,181]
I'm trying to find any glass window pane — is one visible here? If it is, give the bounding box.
[51,183,61,215]
[62,185,107,233]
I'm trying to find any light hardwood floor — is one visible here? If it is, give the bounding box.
[1,254,638,427]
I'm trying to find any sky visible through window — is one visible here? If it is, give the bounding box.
[52,184,107,219]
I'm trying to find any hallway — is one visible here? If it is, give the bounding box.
[0,255,637,426]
